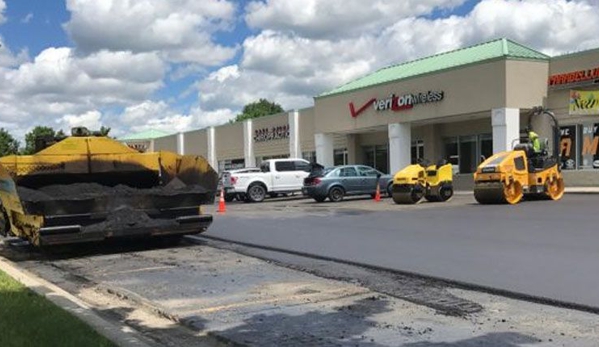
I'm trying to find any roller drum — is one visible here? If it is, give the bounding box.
[392,184,424,204]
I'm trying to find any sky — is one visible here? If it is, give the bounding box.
[0,0,598,140]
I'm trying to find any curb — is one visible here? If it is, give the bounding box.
[0,255,156,347]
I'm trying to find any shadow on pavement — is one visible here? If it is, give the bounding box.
[402,332,540,347]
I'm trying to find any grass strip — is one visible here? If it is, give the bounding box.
[0,269,116,347]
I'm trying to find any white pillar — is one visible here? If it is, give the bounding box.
[492,108,520,153]
[176,132,185,155]
[346,134,357,164]
[315,133,334,166]
[149,139,155,153]
[207,126,217,170]
[243,120,255,167]
[288,110,300,158]
[389,123,411,174]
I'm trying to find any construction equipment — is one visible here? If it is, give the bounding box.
[0,128,217,247]
[391,159,453,204]
[473,107,564,204]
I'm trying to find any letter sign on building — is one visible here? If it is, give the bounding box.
[349,90,444,118]
[254,125,290,142]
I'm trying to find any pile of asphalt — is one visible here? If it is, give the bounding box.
[82,206,177,232]
[17,179,208,202]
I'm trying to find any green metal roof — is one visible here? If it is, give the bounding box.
[119,129,172,141]
[318,38,549,98]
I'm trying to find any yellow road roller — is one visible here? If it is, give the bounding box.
[0,127,218,247]
[392,160,453,204]
[473,107,564,204]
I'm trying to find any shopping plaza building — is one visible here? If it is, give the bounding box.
[122,38,599,186]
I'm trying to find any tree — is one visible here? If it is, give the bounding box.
[99,126,111,136]
[23,126,56,155]
[231,99,284,123]
[0,128,19,157]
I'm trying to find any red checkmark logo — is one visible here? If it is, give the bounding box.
[349,98,376,118]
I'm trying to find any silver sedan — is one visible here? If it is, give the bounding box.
[302,164,393,202]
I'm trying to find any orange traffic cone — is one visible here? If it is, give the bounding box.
[217,189,226,213]
[374,182,381,202]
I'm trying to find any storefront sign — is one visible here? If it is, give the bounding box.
[548,66,599,89]
[560,126,576,170]
[349,90,444,118]
[125,141,149,153]
[254,125,289,142]
[581,123,599,169]
[569,90,599,115]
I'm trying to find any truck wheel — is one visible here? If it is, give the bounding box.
[328,186,345,202]
[247,184,266,203]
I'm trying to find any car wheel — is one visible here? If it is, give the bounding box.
[247,184,266,203]
[328,186,344,202]
[314,196,326,203]
[386,183,393,197]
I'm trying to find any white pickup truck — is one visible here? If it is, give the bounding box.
[226,158,311,202]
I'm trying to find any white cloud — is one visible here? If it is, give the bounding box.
[21,13,33,24]
[245,0,467,39]
[117,100,235,135]
[64,0,238,66]
[0,1,6,24]
[57,110,103,130]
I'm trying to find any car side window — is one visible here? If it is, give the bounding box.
[357,166,378,177]
[293,160,309,171]
[339,167,358,177]
[275,161,295,172]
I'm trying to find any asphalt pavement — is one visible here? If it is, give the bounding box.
[207,194,599,308]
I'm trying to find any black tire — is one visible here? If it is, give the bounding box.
[386,183,393,197]
[247,183,266,203]
[269,192,279,198]
[328,186,345,202]
[224,194,235,202]
[439,185,453,202]
[314,196,326,203]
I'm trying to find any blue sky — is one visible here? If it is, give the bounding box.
[0,0,597,140]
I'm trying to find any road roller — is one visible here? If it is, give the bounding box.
[473,107,564,204]
[392,160,453,204]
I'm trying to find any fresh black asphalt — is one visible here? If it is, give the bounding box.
[207,194,599,308]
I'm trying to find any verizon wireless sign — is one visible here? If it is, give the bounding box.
[349,90,444,118]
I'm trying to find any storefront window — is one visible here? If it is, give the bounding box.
[560,125,577,170]
[411,140,424,164]
[443,134,492,174]
[580,123,599,169]
[334,148,348,166]
[302,151,316,163]
[459,135,477,174]
[218,158,245,172]
[362,145,388,173]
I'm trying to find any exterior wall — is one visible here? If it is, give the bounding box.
[253,112,290,158]
[183,129,208,158]
[153,134,178,152]
[505,60,548,108]
[299,107,315,153]
[215,122,244,160]
[314,59,508,133]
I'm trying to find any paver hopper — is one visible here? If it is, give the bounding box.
[0,128,217,246]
